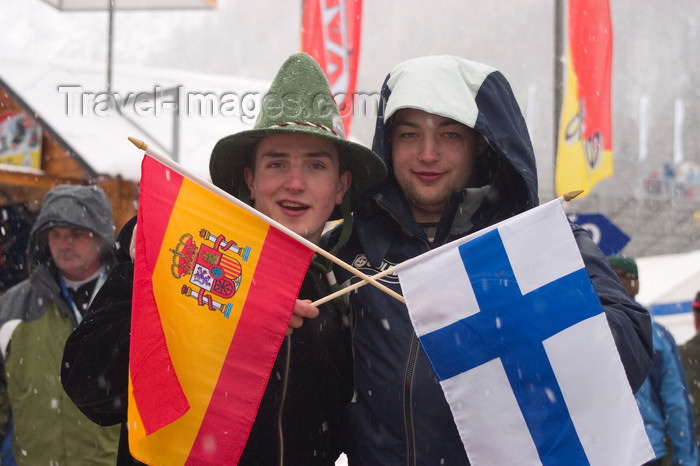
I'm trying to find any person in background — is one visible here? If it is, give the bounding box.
[679,290,700,458]
[334,55,653,465]
[608,255,697,466]
[60,53,386,465]
[0,184,120,464]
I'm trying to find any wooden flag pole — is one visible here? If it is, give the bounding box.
[128,137,405,304]
[563,190,583,201]
[311,189,586,306]
[308,189,586,306]
[311,266,396,307]
[129,137,148,150]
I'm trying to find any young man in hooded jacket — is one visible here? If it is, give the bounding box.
[60,53,386,465]
[0,184,120,464]
[334,55,653,465]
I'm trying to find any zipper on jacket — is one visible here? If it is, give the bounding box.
[377,197,435,465]
[404,333,420,466]
[377,198,432,251]
[277,335,292,466]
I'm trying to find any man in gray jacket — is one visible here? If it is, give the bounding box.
[0,184,120,465]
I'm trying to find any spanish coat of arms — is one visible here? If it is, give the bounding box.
[170,228,251,318]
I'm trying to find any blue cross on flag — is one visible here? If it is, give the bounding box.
[395,199,653,466]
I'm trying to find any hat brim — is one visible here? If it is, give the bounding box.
[209,125,386,220]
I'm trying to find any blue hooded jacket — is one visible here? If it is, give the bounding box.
[335,56,653,465]
[636,321,697,464]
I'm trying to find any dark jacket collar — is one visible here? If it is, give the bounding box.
[357,179,492,268]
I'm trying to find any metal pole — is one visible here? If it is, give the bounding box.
[173,87,180,163]
[554,0,565,197]
[107,0,114,94]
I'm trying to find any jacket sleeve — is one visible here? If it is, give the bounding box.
[572,224,653,393]
[61,261,133,425]
[60,217,136,426]
[0,284,30,441]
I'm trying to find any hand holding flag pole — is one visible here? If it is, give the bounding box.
[128,137,405,305]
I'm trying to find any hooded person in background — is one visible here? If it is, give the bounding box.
[61,53,386,465]
[608,255,696,466]
[0,184,120,465]
[679,291,700,456]
[333,55,653,465]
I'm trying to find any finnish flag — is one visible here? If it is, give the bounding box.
[395,199,653,465]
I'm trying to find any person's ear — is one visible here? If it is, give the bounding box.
[335,170,352,205]
[243,166,256,201]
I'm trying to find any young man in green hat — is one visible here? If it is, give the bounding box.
[61,52,386,465]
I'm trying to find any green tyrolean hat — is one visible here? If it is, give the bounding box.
[209,53,386,219]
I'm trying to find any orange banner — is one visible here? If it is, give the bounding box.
[555,0,613,197]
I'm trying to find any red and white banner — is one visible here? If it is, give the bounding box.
[302,0,363,136]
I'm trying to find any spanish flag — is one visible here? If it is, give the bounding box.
[555,0,613,198]
[128,153,315,465]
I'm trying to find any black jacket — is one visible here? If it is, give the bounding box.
[238,260,353,465]
[61,217,353,465]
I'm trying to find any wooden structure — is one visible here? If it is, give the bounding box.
[0,81,139,290]
[0,83,139,233]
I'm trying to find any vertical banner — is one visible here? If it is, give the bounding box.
[301,0,362,136]
[555,0,613,198]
